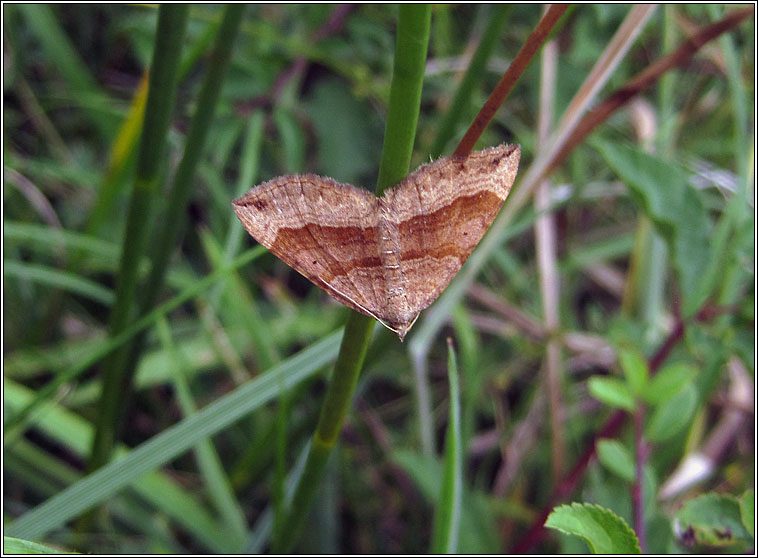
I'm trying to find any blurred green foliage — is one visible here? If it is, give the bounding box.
[3,4,754,554]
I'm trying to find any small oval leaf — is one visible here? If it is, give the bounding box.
[597,439,635,482]
[588,377,636,411]
[619,349,648,396]
[646,383,697,441]
[643,362,696,405]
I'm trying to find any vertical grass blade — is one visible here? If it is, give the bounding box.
[88,4,190,473]
[271,6,432,552]
[431,339,463,554]
[86,12,225,239]
[429,5,510,158]
[375,5,433,195]
[84,71,148,238]
[15,4,113,140]
[104,4,247,419]
[222,113,267,265]
[139,4,246,315]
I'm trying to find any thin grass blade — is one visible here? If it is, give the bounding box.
[5,330,342,542]
[431,339,463,553]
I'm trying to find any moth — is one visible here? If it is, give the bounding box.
[233,143,520,340]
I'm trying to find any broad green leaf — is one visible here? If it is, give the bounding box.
[739,489,754,538]
[546,503,641,554]
[646,382,697,441]
[597,439,635,482]
[588,377,636,411]
[643,362,696,405]
[618,349,648,396]
[675,493,752,548]
[595,141,712,317]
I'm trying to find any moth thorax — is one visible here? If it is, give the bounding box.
[376,208,408,317]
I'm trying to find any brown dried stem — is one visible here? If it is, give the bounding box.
[534,11,565,482]
[546,5,754,176]
[454,4,569,157]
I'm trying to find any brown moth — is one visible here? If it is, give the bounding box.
[233,143,520,341]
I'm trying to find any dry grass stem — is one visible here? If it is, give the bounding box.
[467,284,546,340]
[548,6,755,175]
[535,13,565,482]
[502,5,659,226]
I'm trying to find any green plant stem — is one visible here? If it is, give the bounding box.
[107,4,246,415]
[86,12,223,239]
[141,4,245,314]
[272,5,431,552]
[272,312,374,554]
[88,4,190,474]
[376,6,433,194]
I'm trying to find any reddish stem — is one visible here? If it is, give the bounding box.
[546,6,754,176]
[510,307,705,553]
[454,5,569,157]
[507,9,753,552]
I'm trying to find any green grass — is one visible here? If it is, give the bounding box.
[3,4,754,554]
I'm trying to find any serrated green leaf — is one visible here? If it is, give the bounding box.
[618,349,648,397]
[675,493,752,547]
[594,141,712,317]
[646,382,697,441]
[546,503,641,554]
[588,377,636,411]
[739,489,754,538]
[643,362,696,405]
[597,439,635,482]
